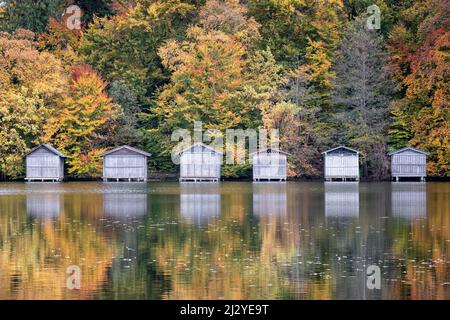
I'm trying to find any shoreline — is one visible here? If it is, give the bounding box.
[0,177,449,183]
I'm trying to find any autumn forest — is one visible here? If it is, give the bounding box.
[0,0,448,180]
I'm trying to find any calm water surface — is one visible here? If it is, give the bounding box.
[0,181,448,300]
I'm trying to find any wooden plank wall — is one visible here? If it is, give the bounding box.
[253,153,287,180]
[391,151,426,177]
[103,154,147,180]
[325,154,359,179]
[180,150,221,179]
[26,147,62,179]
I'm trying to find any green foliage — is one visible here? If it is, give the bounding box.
[108,80,142,146]
[247,0,342,68]
[141,129,176,172]
[75,0,116,24]
[1,0,64,33]
[222,163,252,179]
[388,106,412,149]
[343,0,397,35]
[79,0,199,106]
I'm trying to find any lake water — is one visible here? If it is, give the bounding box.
[0,181,448,300]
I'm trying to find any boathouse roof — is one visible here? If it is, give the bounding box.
[177,142,223,155]
[100,145,151,157]
[25,144,67,158]
[250,148,290,156]
[322,146,359,155]
[388,147,430,156]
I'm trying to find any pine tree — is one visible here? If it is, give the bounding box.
[332,17,393,179]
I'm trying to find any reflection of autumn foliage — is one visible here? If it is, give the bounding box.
[388,184,450,300]
[152,221,281,300]
[0,182,448,300]
[0,194,115,299]
[148,184,333,300]
[147,183,448,300]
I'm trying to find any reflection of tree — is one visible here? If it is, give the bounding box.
[122,183,337,300]
[148,193,269,299]
[88,182,450,300]
[0,194,115,299]
[97,193,177,299]
[386,183,450,300]
[288,183,387,300]
[2,182,447,300]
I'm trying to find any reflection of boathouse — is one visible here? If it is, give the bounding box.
[103,193,148,218]
[324,182,359,218]
[391,183,426,219]
[26,193,62,219]
[180,183,220,225]
[252,183,287,216]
